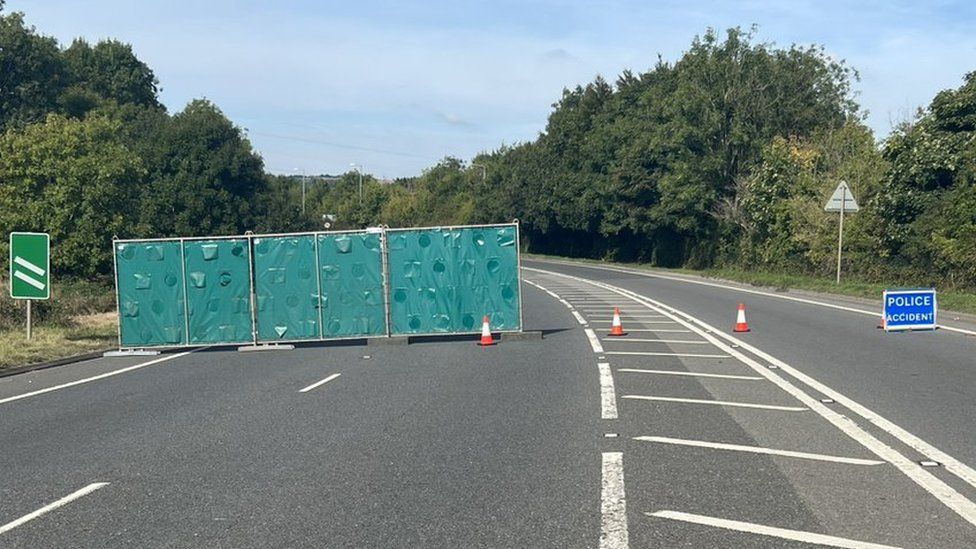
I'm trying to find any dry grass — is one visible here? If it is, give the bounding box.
[0,312,117,370]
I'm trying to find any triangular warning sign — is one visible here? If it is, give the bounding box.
[824,181,859,212]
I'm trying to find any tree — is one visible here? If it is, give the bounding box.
[0,10,65,131]
[136,99,267,238]
[61,38,161,116]
[0,114,144,276]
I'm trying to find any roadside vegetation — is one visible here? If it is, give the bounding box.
[2,3,975,365]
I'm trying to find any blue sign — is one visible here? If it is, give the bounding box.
[883,289,937,332]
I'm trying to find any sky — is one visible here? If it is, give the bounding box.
[7,0,976,178]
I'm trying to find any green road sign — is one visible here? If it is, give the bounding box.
[9,232,50,300]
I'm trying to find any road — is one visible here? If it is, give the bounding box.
[0,257,975,547]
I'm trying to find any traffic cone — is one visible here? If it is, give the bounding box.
[609,307,627,336]
[733,303,750,333]
[478,315,495,346]
[877,313,886,330]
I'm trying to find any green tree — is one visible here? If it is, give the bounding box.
[0,10,65,131]
[0,114,144,276]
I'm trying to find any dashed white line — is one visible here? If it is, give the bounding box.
[605,351,730,358]
[584,328,604,353]
[600,452,628,549]
[299,373,341,393]
[617,368,761,380]
[622,395,806,411]
[634,436,884,465]
[0,351,196,406]
[646,510,900,549]
[598,363,618,419]
[602,338,709,345]
[0,482,110,535]
[572,311,588,325]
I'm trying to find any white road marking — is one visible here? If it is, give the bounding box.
[13,255,46,276]
[634,436,884,465]
[613,328,692,333]
[572,311,588,325]
[606,351,730,358]
[598,363,618,419]
[602,338,709,345]
[592,314,666,319]
[585,328,604,353]
[601,452,628,549]
[536,259,976,337]
[525,266,976,527]
[618,368,761,380]
[646,510,900,549]
[700,324,976,493]
[299,373,341,393]
[13,270,45,290]
[590,320,679,324]
[623,395,806,411]
[0,482,110,535]
[0,351,195,406]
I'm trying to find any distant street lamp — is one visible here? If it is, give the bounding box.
[350,163,364,204]
[471,163,487,185]
[294,168,308,215]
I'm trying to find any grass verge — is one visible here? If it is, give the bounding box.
[526,254,976,316]
[0,312,117,370]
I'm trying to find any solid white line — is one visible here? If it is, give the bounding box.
[585,328,604,353]
[14,256,45,276]
[618,369,761,380]
[623,395,806,411]
[0,482,110,535]
[524,267,976,526]
[299,373,341,393]
[601,452,628,549]
[602,338,709,345]
[13,270,45,290]
[0,352,195,406]
[591,320,679,324]
[634,436,884,465]
[598,363,618,419]
[572,311,588,325]
[646,510,900,549]
[606,351,730,358]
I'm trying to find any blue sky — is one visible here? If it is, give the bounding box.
[7,0,976,178]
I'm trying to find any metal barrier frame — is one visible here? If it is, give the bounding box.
[111,223,523,350]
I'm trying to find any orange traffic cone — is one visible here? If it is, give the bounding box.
[877,313,886,330]
[733,303,750,333]
[609,307,627,336]
[478,315,495,346]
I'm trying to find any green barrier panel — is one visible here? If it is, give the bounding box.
[183,239,252,344]
[387,224,521,334]
[253,234,319,342]
[317,232,387,337]
[115,240,187,347]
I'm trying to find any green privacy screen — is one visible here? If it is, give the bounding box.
[183,239,252,344]
[113,223,521,348]
[387,224,521,335]
[115,240,187,347]
[253,235,320,342]
[317,232,387,337]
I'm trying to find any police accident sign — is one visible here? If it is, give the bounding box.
[883,289,937,332]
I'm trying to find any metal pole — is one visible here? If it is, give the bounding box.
[836,187,845,284]
[26,300,32,340]
[112,237,122,349]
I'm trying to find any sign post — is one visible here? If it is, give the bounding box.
[9,232,50,340]
[824,181,859,284]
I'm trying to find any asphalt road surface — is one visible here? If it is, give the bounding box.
[2,257,976,547]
